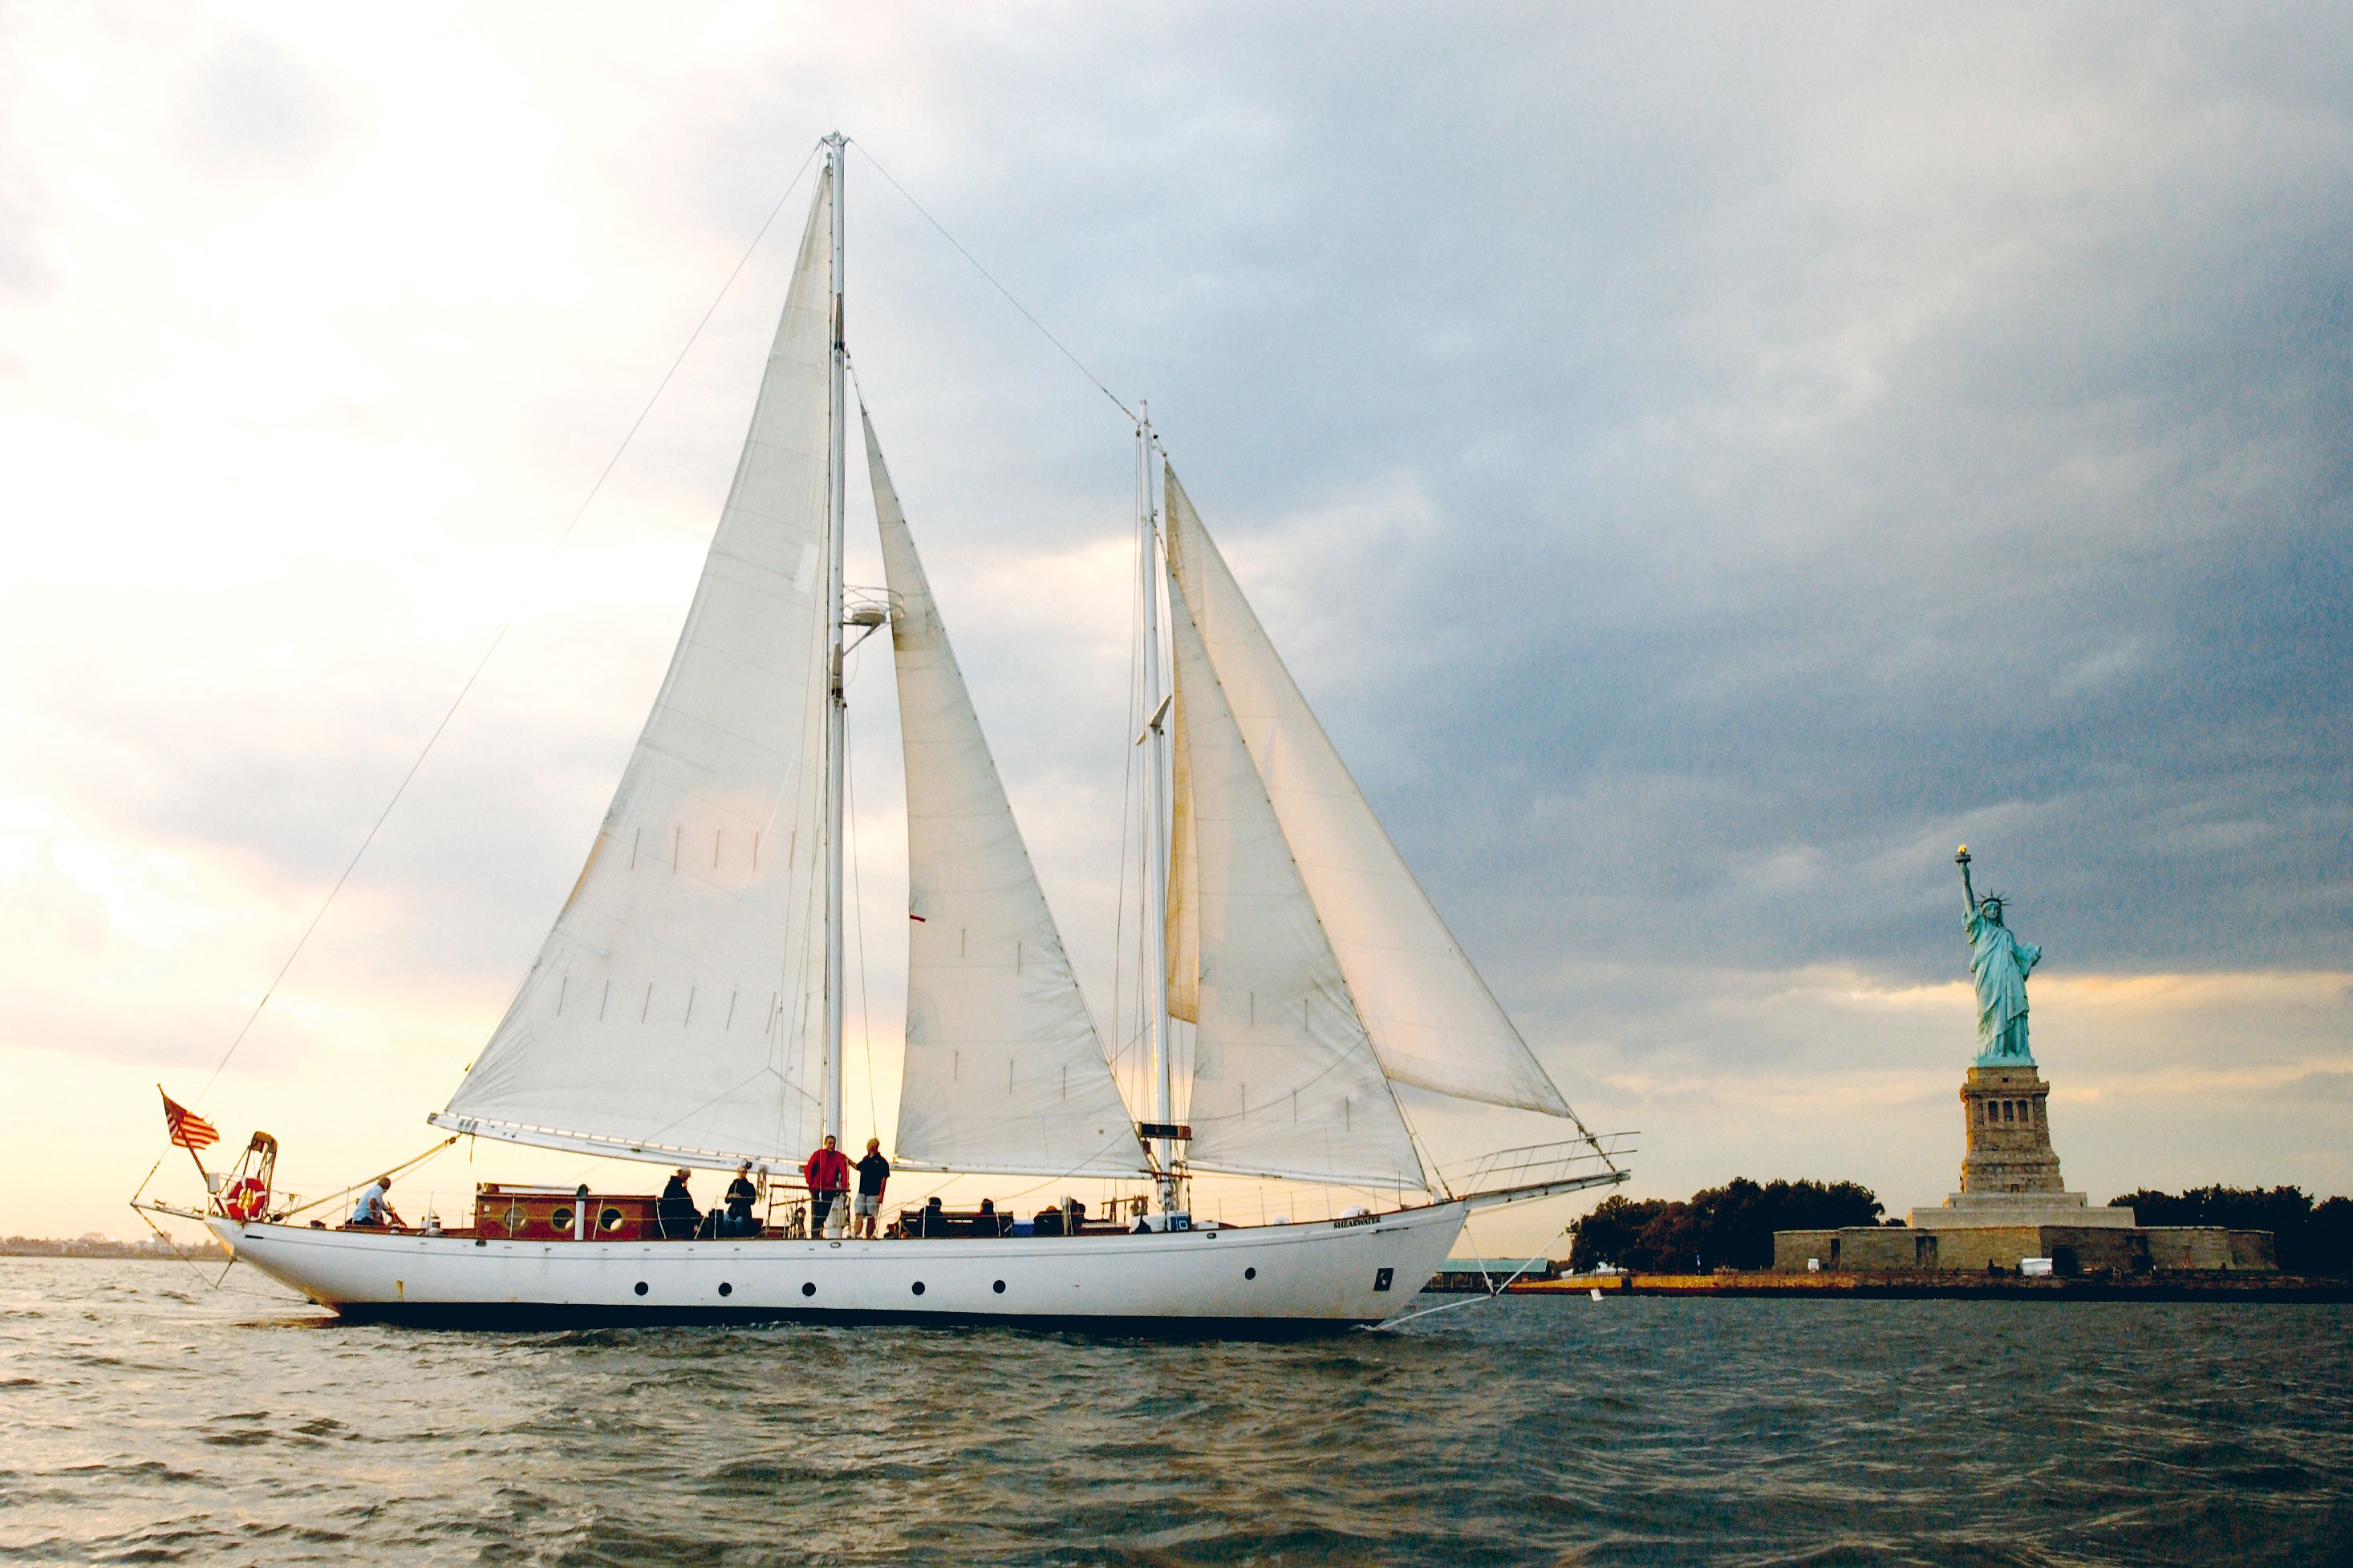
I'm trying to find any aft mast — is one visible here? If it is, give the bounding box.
[823,131,848,1153]
[1136,408,1179,1213]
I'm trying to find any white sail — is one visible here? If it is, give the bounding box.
[1162,466,1574,1116]
[436,173,838,1167]
[867,413,1151,1178]
[1165,656,1201,1025]
[1166,579,1426,1189]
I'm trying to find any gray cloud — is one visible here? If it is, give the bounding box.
[6,5,2350,1226]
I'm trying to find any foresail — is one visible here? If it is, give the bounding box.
[1162,466,1575,1117]
[867,414,1151,1179]
[1166,579,1427,1189]
[436,173,838,1166]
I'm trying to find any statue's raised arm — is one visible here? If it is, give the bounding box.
[1956,845,1978,914]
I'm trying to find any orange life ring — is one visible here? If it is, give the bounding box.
[220,1177,269,1222]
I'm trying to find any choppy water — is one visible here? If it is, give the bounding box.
[2,1260,2347,1566]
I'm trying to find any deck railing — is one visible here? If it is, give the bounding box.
[1438,1133,1639,1201]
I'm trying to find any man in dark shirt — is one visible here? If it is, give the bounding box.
[658,1168,700,1240]
[852,1138,890,1239]
[724,1162,760,1237]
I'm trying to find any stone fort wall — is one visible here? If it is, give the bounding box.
[1773,1225,2277,1274]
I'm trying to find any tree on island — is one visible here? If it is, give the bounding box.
[1569,1178,1884,1273]
[2109,1186,2353,1276]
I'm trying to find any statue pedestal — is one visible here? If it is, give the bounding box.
[1907,1190,2138,1230]
[1957,1064,2063,1193]
[1904,1064,2139,1230]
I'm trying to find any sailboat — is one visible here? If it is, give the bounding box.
[173,137,1630,1331]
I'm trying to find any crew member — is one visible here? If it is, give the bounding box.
[802,1135,850,1236]
[851,1138,890,1239]
[348,1174,402,1229]
[658,1167,700,1240]
[724,1162,760,1238]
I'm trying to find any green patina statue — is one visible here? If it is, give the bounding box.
[1955,846,2039,1066]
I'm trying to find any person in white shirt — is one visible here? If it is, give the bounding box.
[348,1175,402,1229]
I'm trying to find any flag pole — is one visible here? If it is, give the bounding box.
[160,1084,215,1209]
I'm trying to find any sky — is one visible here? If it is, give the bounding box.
[2,4,2347,1256]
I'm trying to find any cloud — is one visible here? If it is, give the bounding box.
[2,6,2347,1240]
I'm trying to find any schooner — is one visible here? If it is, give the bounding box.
[167,136,1630,1331]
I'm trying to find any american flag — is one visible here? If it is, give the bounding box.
[160,1092,218,1152]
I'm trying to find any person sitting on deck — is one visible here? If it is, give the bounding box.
[724,1163,760,1238]
[658,1168,700,1240]
[347,1174,401,1229]
[802,1136,850,1236]
[920,1194,946,1238]
[851,1139,889,1239]
[976,1197,1000,1236]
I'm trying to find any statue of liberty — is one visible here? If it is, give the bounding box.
[1955,847,2039,1065]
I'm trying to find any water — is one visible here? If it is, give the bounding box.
[2,1260,2347,1566]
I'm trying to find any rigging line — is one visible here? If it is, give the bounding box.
[125,1201,224,1293]
[847,139,1137,423]
[1363,1222,1571,1334]
[190,140,827,1109]
[1112,495,1152,1108]
[128,1153,165,1208]
[1107,558,1139,1106]
[278,1136,459,1218]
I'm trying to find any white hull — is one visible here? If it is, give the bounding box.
[207,1201,1469,1335]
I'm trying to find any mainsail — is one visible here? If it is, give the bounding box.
[1165,583,1426,1189]
[1162,466,1575,1117]
[866,413,1150,1178]
[435,173,838,1167]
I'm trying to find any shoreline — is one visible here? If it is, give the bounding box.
[1506,1272,2353,1302]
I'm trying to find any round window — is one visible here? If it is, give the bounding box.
[550,1206,574,1231]
[599,1207,625,1232]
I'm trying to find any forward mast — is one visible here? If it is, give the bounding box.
[822,131,849,1153]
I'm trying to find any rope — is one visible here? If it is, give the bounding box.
[278,1136,459,1218]
[125,1200,226,1293]
[848,140,1136,423]
[185,141,827,1109]
[1362,1215,1575,1334]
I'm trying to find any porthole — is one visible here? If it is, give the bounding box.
[911,1281,926,1296]
[801,1282,816,1298]
[598,1207,625,1233]
[550,1206,574,1231]
[633,1281,649,1296]
[992,1279,1006,1295]
[718,1282,733,1298]
[1244,1267,1257,1281]
[501,1203,526,1230]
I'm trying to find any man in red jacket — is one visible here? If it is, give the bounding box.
[802,1135,850,1237]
